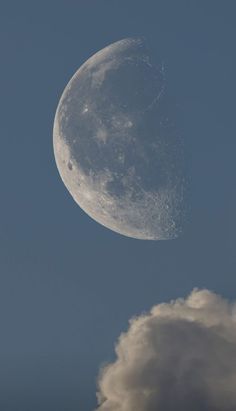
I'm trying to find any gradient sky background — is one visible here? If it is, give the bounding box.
[1,1,236,410]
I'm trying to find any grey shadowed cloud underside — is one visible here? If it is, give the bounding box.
[95,289,236,411]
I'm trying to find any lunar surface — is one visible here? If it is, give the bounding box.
[53,38,187,240]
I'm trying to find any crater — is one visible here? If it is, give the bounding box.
[68,161,73,170]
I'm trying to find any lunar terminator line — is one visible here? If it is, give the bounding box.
[53,38,187,240]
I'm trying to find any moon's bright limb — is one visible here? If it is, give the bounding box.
[53,38,188,240]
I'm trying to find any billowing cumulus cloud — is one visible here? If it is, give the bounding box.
[95,289,236,411]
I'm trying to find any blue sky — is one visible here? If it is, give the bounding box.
[1,1,236,410]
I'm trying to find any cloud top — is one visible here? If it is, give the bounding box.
[95,289,236,411]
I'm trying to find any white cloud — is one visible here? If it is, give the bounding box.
[95,289,236,411]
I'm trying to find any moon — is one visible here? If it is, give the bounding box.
[53,38,187,240]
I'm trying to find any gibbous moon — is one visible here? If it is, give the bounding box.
[53,38,188,240]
